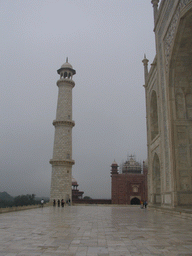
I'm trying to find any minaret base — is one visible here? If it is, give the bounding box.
[50,165,72,202]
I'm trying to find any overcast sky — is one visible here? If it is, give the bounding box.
[1,0,156,199]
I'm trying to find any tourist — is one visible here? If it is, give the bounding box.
[53,199,56,206]
[41,199,44,207]
[61,199,65,207]
[58,199,60,207]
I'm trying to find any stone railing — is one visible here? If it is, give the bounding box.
[72,199,111,205]
[0,203,49,214]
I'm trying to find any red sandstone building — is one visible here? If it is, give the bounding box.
[111,156,148,204]
[72,177,84,201]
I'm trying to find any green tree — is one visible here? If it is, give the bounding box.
[13,194,36,206]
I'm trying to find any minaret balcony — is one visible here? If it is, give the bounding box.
[52,120,75,127]
[49,159,75,166]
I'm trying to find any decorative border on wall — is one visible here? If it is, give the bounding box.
[164,0,192,72]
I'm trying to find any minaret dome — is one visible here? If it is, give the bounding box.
[57,58,76,79]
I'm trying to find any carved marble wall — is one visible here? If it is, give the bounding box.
[145,0,192,207]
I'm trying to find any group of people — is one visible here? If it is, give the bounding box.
[140,200,147,208]
[53,198,71,207]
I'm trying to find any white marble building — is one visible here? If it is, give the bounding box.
[143,0,192,207]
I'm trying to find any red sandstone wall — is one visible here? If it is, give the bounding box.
[111,172,148,204]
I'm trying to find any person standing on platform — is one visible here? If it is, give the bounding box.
[41,199,44,207]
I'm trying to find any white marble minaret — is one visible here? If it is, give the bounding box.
[50,58,76,203]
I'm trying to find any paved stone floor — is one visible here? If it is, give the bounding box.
[0,205,192,256]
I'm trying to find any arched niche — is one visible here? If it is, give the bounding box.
[169,9,192,205]
[152,153,161,204]
[150,90,159,141]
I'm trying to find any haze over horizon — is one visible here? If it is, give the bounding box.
[1,1,156,199]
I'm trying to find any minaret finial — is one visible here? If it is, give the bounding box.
[66,57,68,63]
[144,53,146,59]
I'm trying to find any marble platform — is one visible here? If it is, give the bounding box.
[0,205,192,256]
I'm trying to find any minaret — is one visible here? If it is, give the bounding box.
[151,0,159,24]
[50,58,76,203]
[142,54,149,86]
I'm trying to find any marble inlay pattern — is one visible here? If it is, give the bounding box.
[164,0,192,72]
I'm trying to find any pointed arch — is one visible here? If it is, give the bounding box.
[169,8,192,205]
[131,197,140,205]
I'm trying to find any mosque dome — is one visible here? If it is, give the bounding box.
[122,155,141,174]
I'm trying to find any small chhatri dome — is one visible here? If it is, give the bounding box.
[57,57,76,76]
[72,176,78,186]
[61,57,73,69]
[72,176,77,183]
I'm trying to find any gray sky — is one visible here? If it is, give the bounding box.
[1,0,156,199]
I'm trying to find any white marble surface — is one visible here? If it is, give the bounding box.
[0,205,192,255]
